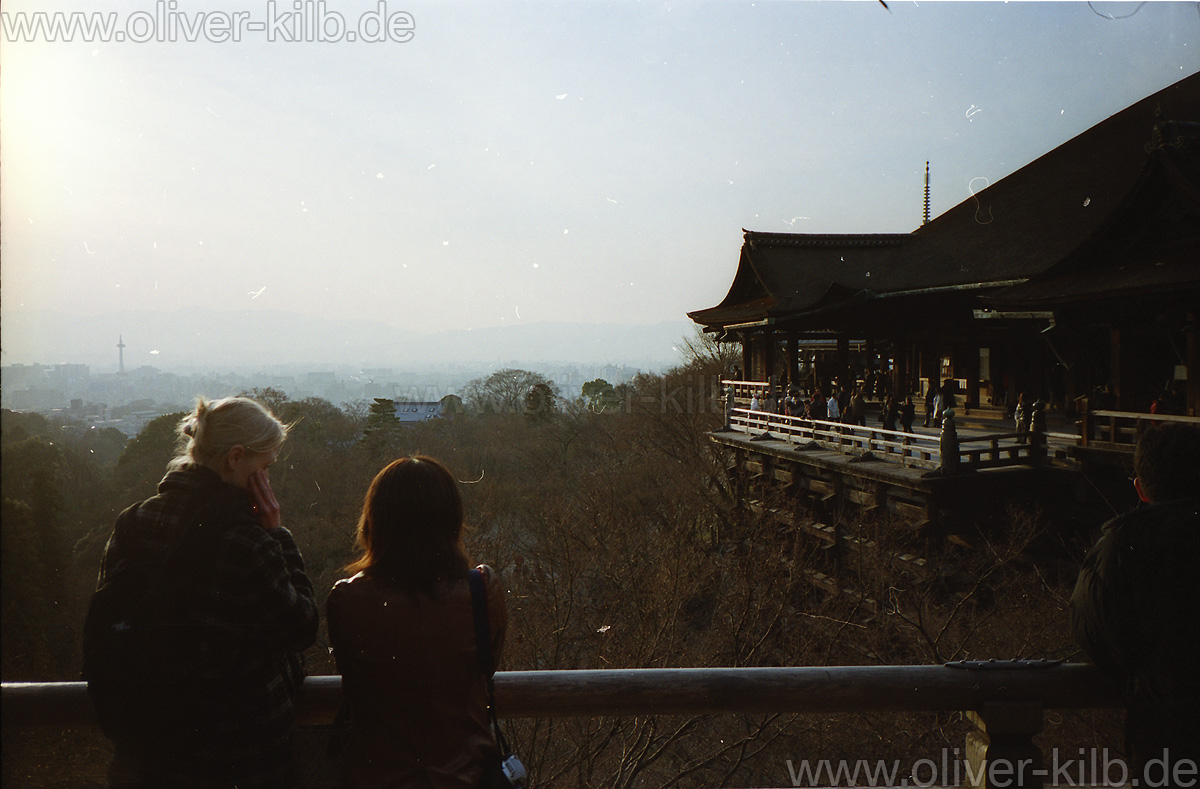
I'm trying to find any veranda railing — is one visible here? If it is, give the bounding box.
[2,663,1122,789]
[728,408,1046,471]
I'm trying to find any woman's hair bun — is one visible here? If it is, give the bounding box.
[170,395,286,472]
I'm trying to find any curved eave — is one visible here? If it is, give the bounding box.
[688,296,777,330]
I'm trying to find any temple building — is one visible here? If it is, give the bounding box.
[689,73,1200,417]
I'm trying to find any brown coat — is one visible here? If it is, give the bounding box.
[327,566,507,789]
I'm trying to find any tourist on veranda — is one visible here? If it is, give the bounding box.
[1150,388,1174,419]
[97,396,318,788]
[784,389,800,417]
[848,388,867,427]
[1071,423,1200,789]
[327,456,508,789]
[900,396,916,433]
[1014,393,1031,442]
[808,388,827,420]
[940,381,957,416]
[881,396,899,433]
[826,387,841,422]
[931,384,948,427]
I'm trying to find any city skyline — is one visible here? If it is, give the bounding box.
[1,306,697,370]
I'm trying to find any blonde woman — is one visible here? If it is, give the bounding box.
[95,396,318,788]
[328,456,507,789]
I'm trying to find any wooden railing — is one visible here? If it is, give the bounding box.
[728,408,1046,472]
[1,664,1121,789]
[731,408,940,468]
[726,379,771,401]
[1079,409,1200,448]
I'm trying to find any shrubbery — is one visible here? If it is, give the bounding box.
[1,346,1117,787]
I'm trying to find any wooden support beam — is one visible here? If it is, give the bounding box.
[887,498,927,520]
[799,477,836,498]
[966,702,1045,789]
[845,487,877,507]
[799,521,837,546]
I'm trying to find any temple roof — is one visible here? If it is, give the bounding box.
[689,72,1200,331]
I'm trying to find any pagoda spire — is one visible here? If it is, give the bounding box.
[923,161,931,225]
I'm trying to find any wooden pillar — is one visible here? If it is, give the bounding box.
[763,331,776,383]
[837,333,850,390]
[1187,312,1197,416]
[966,703,1044,789]
[866,337,877,390]
[904,341,917,395]
[1001,329,1017,409]
[1061,327,1080,417]
[1110,328,1123,409]
[964,341,981,414]
[748,334,766,380]
[905,340,916,395]
[787,333,799,388]
[924,336,940,397]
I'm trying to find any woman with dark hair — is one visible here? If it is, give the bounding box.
[327,456,507,789]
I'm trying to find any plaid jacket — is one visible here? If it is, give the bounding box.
[99,464,319,787]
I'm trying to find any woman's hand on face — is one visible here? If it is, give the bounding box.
[248,469,282,531]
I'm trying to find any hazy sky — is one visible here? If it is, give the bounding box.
[3,1,1198,349]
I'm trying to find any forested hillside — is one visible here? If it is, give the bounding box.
[1,346,1119,787]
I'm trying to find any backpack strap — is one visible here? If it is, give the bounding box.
[469,568,494,673]
[468,568,510,754]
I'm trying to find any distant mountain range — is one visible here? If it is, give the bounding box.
[1,309,697,372]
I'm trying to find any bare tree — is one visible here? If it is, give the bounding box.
[463,369,558,415]
[677,326,740,378]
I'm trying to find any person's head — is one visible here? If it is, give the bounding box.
[346,455,470,595]
[173,396,288,489]
[1133,422,1200,504]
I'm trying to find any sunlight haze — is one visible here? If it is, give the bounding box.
[2,0,1197,368]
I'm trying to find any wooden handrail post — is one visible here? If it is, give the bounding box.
[940,410,960,474]
[965,702,1044,789]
